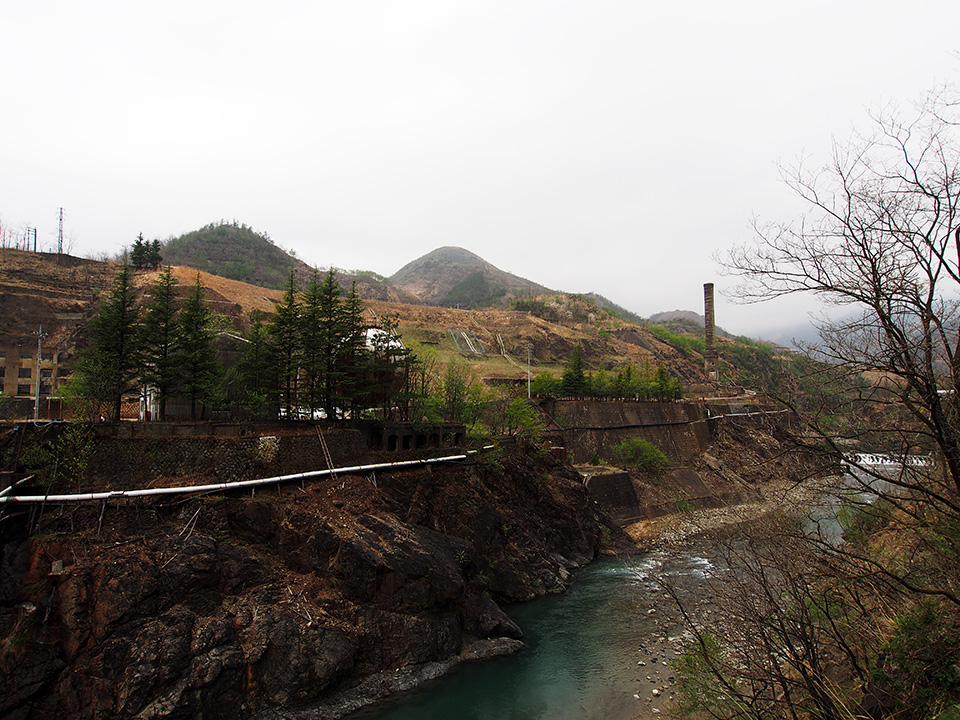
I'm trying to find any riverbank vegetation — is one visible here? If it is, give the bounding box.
[670,86,960,719]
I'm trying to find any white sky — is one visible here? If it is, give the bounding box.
[2,1,957,339]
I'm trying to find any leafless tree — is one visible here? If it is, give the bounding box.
[728,87,960,493]
[665,514,891,720]
[668,88,960,719]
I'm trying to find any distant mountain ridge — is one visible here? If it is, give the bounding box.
[648,309,733,339]
[160,225,759,339]
[389,246,549,309]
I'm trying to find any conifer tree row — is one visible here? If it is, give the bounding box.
[130,233,162,270]
[74,264,223,421]
[139,265,179,420]
[235,269,411,420]
[78,262,141,421]
[76,263,414,422]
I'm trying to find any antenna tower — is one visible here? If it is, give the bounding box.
[58,207,64,255]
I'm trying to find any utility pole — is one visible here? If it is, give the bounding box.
[31,325,47,421]
[57,207,64,256]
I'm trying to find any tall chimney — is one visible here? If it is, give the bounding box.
[704,282,718,381]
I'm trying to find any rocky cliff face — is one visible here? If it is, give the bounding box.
[1,442,628,720]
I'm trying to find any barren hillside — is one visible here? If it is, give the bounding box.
[0,249,709,384]
[389,246,549,308]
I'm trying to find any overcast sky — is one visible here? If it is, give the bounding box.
[2,1,957,339]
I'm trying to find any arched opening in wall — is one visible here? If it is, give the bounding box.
[402,435,412,450]
[415,434,427,449]
[430,433,440,446]
[388,435,398,451]
[453,433,463,446]
[369,431,383,450]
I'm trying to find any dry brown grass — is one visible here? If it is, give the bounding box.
[0,249,705,384]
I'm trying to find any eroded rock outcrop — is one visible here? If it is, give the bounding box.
[1,444,627,719]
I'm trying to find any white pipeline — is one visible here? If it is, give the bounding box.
[0,449,492,505]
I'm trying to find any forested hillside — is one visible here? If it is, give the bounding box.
[161,221,312,290]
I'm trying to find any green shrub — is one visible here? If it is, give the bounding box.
[611,437,669,472]
[874,599,960,718]
[648,325,705,357]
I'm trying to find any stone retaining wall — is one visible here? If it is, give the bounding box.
[544,399,713,464]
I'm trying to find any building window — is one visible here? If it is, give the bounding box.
[40,368,53,378]
[39,383,52,395]
[20,351,32,359]
[0,367,4,378]
[0,350,5,358]
[17,384,30,396]
[41,352,54,361]
[18,367,31,378]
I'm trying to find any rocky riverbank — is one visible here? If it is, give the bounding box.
[0,439,633,720]
[621,475,843,719]
[2,409,819,720]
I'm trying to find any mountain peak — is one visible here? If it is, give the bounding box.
[390,247,547,309]
[416,246,486,264]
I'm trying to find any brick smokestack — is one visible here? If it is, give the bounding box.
[704,282,718,381]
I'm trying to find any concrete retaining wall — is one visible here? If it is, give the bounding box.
[544,399,713,464]
[583,472,641,525]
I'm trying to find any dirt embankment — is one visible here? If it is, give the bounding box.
[0,432,631,720]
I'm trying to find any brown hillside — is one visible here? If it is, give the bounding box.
[389,246,549,307]
[366,299,703,383]
[0,250,121,348]
[0,249,707,385]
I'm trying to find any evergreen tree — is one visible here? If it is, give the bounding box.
[130,233,147,270]
[140,265,179,420]
[270,271,301,417]
[638,360,656,401]
[177,274,222,420]
[615,363,637,399]
[235,310,277,417]
[652,363,683,400]
[299,268,326,416]
[591,367,612,398]
[148,239,162,269]
[83,262,141,420]
[560,344,588,397]
[316,269,345,419]
[339,281,368,416]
